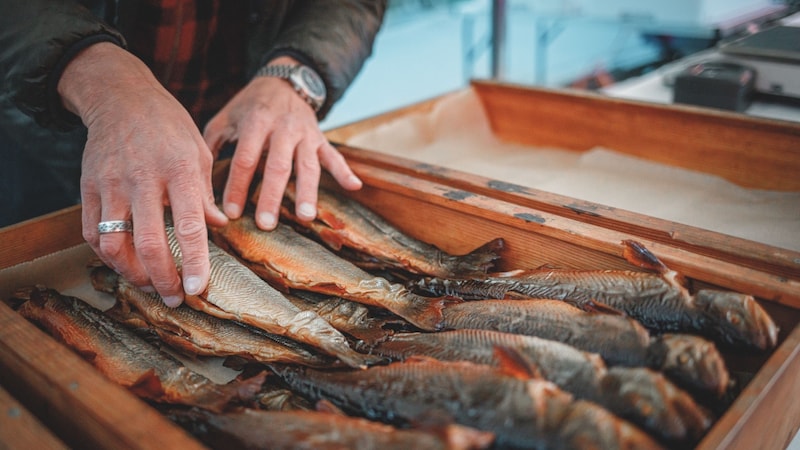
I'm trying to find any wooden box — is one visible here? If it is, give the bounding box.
[1,80,799,449]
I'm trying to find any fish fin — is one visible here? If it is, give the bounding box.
[398,295,458,332]
[129,369,166,398]
[315,399,348,416]
[583,299,627,316]
[231,370,267,405]
[622,240,670,273]
[493,346,542,380]
[85,256,106,269]
[490,269,526,277]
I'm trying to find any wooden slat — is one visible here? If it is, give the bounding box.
[471,80,800,191]
[0,301,205,450]
[345,161,800,309]
[0,206,84,270]
[0,385,69,450]
[337,144,800,281]
[697,324,800,450]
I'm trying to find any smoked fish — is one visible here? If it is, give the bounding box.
[366,329,712,443]
[165,404,496,450]
[439,298,729,395]
[166,225,381,369]
[281,181,505,277]
[413,240,778,351]
[91,266,336,368]
[14,286,263,413]
[270,357,664,450]
[210,214,451,331]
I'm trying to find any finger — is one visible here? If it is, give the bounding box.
[129,187,183,307]
[202,113,231,159]
[291,138,322,222]
[195,135,229,228]
[223,121,269,219]
[255,133,296,230]
[319,141,362,191]
[168,178,211,302]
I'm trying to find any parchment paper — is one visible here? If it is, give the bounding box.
[347,89,800,251]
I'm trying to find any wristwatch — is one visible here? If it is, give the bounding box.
[256,64,327,112]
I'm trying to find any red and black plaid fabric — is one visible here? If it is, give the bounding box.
[126,0,247,126]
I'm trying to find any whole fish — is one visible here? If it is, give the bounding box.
[413,240,779,351]
[209,214,452,331]
[440,298,652,367]
[280,181,505,277]
[365,329,712,443]
[284,290,398,345]
[439,298,729,396]
[13,286,264,413]
[166,225,381,369]
[165,404,496,450]
[91,266,336,368]
[270,356,664,450]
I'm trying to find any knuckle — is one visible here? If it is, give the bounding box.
[98,238,127,261]
[133,232,166,262]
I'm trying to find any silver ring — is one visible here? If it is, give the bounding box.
[97,220,133,234]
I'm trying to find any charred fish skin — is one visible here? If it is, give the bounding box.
[367,330,711,444]
[282,181,505,278]
[165,224,381,369]
[211,215,450,332]
[90,266,337,368]
[14,286,263,413]
[440,299,652,367]
[270,359,664,450]
[165,406,495,450]
[646,334,730,398]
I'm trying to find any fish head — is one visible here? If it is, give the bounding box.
[655,333,730,397]
[602,367,713,443]
[694,290,779,351]
[556,399,665,450]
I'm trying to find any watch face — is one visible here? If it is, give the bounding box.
[296,66,326,99]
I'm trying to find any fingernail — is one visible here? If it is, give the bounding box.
[138,285,156,293]
[258,212,276,229]
[349,175,362,187]
[224,202,241,218]
[163,295,183,308]
[297,202,316,220]
[183,276,202,295]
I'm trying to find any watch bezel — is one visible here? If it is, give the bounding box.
[288,65,326,111]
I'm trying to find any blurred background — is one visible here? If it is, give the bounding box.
[321,0,800,129]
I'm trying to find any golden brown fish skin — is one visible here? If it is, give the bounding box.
[366,330,712,444]
[14,286,263,413]
[281,181,505,278]
[166,225,380,369]
[440,299,652,368]
[210,215,451,331]
[270,358,664,450]
[165,406,495,450]
[91,266,337,368]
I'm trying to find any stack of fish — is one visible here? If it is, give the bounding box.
[8,182,781,450]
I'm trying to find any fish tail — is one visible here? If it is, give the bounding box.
[450,238,505,276]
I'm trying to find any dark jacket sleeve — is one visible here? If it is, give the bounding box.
[0,0,125,130]
[254,0,388,120]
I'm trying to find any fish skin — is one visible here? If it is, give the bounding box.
[281,181,505,278]
[365,329,712,443]
[285,290,398,345]
[440,298,652,367]
[165,406,495,450]
[165,225,380,369]
[14,286,263,413]
[270,358,664,450]
[210,214,451,331]
[646,333,730,397]
[413,240,779,351]
[90,266,337,368]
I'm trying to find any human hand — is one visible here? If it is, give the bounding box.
[203,56,362,230]
[58,43,228,307]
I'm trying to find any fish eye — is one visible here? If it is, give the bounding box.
[727,311,743,326]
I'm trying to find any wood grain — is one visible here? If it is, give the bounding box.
[0,385,69,450]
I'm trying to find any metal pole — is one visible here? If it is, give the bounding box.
[490,0,506,80]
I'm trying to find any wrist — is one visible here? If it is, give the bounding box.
[255,58,327,113]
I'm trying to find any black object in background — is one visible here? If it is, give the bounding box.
[673,62,756,112]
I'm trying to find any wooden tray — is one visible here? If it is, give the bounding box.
[1,81,798,449]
